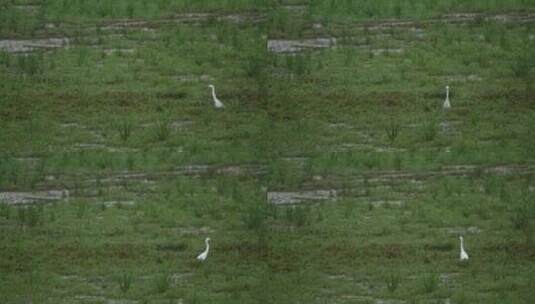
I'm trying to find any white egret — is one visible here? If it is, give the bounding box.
[208,84,224,109]
[196,237,211,261]
[459,236,469,261]
[443,85,451,110]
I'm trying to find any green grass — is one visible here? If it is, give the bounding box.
[1,1,535,303]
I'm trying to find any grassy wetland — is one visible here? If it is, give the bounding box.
[1,0,535,303]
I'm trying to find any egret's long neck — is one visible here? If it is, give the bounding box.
[205,241,210,252]
[446,87,450,99]
[460,238,464,251]
[211,87,217,100]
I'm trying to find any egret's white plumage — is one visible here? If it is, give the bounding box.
[459,236,469,261]
[196,237,211,261]
[208,84,224,109]
[443,85,451,110]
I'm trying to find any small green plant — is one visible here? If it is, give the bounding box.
[393,154,402,170]
[343,199,355,219]
[119,272,132,293]
[511,201,531,230]
[421,273,439,293]
[48,208,56,222]
[76,201,87,219]
[344,47,354,65]
[511,50,532,78]
[154,119,170,141]
[453,291,468,304]
[243,53,267,79]
[117,118,133,141]
[385,119,400,143]
[17,207,26,226]
[0,50,10,67]
[243,202,267,231]
[286,53,312,76]
[0,204,10,219]
[77,47,89,66]
[386,271,400,293]
[126,2,135,18]
[26,206,43,227]
[17,53,43,75]
[154,273,170,294]
[421,117,438,142]
[126,153,135,170]
[285,206,309,227]
[379,226,393,236]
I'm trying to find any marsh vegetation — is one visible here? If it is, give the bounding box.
[1,0,535,303]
